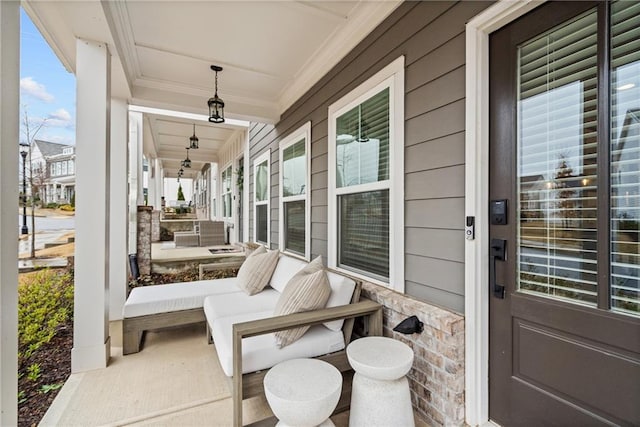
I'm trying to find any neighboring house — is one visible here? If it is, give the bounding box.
[30,139,76,205]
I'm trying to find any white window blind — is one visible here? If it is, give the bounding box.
[517,9,599,306]
[610,0,640,315]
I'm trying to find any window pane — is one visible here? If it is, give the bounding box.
[224,193,231,218]
[283,139,306,197]
[256,204,268,243]
[610,0,640,316]
[255,160,268,202]
[68,160,74,174]
[517,10,598,306]
[223,166,231,192]
[339,190,389,279]
[284,200,305,255]
[336,88,389,188]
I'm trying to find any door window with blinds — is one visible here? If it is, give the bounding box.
[253,151,270,245]
[222,165,232,219]
[279,122,310,258]
[517,1,639,316]
[328,57,404,289]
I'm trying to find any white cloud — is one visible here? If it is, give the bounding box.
[46,108,74,129]
[20,77,54,103]
[49,108,72,122]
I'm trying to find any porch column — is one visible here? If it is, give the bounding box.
[128,111,143,253]
[0,1,19,423]
[109,98,128,321]
[72,38,111,372]
[147,157,158,209]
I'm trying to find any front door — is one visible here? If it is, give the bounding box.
[489,2,640,425]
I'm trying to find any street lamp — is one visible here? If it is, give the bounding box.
[19,143,29,235]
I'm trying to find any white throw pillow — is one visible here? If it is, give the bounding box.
[273,266,331,348]
[236,246,280,296]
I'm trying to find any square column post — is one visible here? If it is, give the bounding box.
[109,99,128,321]
[128,111,143,254]
[0,1,20,423]
[72,38,111,372]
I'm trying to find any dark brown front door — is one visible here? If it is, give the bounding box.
[489,2,640,425]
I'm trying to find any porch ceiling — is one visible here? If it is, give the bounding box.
[23,0,401,178]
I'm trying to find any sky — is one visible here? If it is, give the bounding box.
[20,8,76,146]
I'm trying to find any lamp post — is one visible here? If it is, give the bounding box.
[19,144,29,235]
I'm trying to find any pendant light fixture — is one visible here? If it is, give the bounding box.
[208,65,225,123]
[182,147,192,168]
[189,124,199,149]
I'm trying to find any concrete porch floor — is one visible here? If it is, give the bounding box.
[40,322,357,426]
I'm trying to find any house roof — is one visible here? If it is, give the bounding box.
[34,139,72,158]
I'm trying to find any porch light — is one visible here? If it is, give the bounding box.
[208,65,225,123]
[189,124,199,149]
[182,147,192,168]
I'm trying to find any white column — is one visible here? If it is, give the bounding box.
[0,2,19,423]
[72,38,111,372]
[154,158,163,209]
[147,157,158,209]
[128,111,143,253]
[109,99,128,321]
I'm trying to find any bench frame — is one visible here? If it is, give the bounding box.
[230,275,383,427]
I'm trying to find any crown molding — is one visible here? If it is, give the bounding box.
[277,0,402,115]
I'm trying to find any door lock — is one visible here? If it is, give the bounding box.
[490,238,506,299]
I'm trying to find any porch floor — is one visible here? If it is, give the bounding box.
[40,322,355,426]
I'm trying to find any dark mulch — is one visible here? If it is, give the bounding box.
[18,320,73,427]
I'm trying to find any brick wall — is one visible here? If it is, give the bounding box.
[137,206,153,275]
[151,210,160,242]
[361,283,465,426]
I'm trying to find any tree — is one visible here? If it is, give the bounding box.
[177,184,185,201]
[21,107,47,258]
[554,154,576,229]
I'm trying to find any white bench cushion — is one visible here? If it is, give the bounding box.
[212,310,345,377]
[269,255,308,292]
[324,271,357,331]
[123,278,241,318]
[203,288,280,327]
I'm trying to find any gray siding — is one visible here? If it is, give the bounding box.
[248,1,493,313]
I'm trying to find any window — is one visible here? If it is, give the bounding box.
[516,1,640,317]
[50,164,55,176]
[222,165,232,219]
[68,160,74,175]
[61,161,68,175]
[328,56,404,289]
[56,162,62,176]
[253,151,270,245]
[279,122,311,259]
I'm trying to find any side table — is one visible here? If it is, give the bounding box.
[347,336,415,426]
[264,358,342,427]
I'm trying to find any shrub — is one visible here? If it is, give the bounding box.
[45,202,59,209]
[18,270,74,361]
[59,204,75,212]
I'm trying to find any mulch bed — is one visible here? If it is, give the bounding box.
[18,320,73,427]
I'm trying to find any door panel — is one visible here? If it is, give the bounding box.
[489,2,640,425]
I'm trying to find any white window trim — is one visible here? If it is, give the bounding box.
[221,163,233,221]
[253,150,270,246]
[464,1,545,425]
[327,55,405,291]
[279,121,311,260]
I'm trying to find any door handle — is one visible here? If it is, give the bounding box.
[490,238,506,299]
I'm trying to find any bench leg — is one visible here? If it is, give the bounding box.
[123,329,143,355]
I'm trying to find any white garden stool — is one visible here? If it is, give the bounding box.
[347,336,415,427]
[264,358,342,427]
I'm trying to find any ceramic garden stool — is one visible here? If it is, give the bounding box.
[264,358,342,427]
[347,336,415,427]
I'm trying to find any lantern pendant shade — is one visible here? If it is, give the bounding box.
[189,124,199,149]
[208,65,225,123]
[182,148,192,168]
